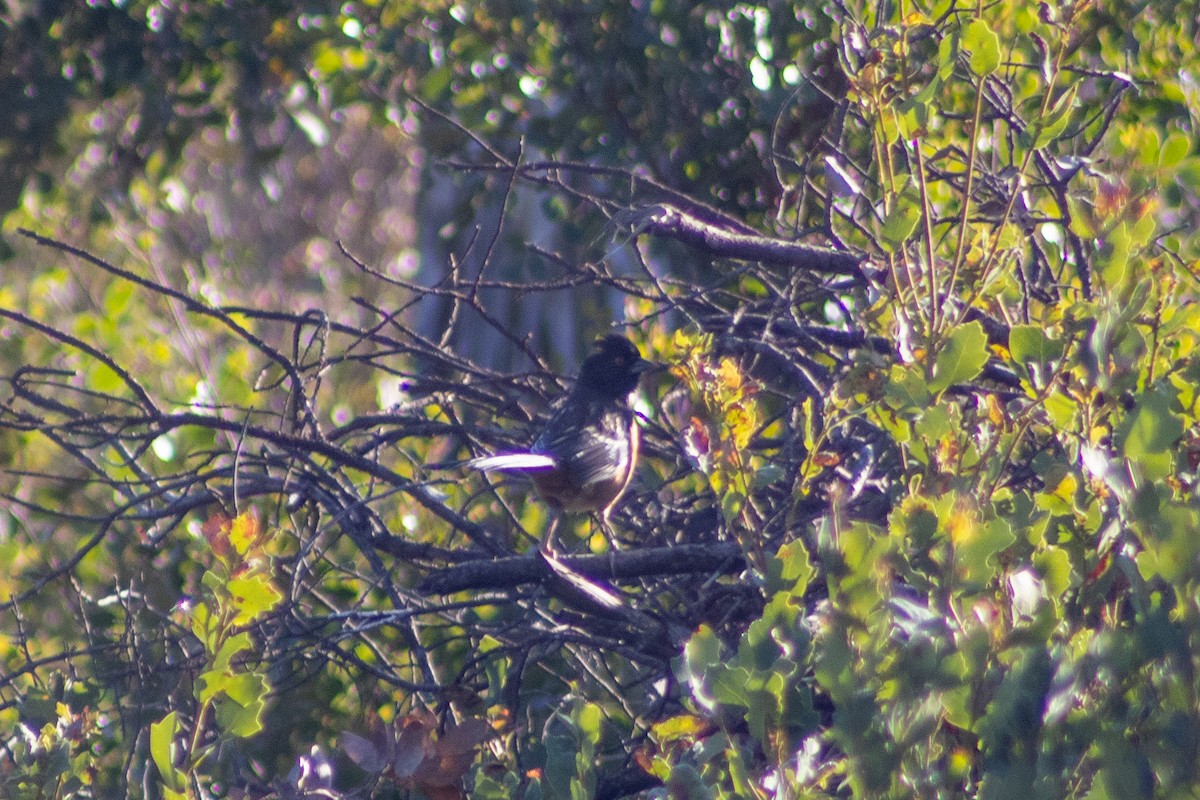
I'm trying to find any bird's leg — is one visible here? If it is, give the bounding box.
[540,514,563,556]
[587,513,624,581]
[586,512,623,555]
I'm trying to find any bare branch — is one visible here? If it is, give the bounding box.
[617,204,868,278]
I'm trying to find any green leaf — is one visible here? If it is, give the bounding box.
[963,19,1001,76]
[745,685,776,744]
[942,684,974,730]
[880,200,921,251]
[574,702,603,745]
[1009,325,1064,366]
[936,25,958,76]
[885,364,931,411]
[197,668,232,704]
[726,742,757,799]
[741,593,801,669]
[930,322,989,394]
[88,364,123,394]
[1100,222,1131,287]
[909,73,946,107]
[1134,503,1200,583]
[720,488,745,523]
[542,734,576,800]
[813,629,854,696]
[1131,209,1156,247]
[666,764,715,800]
[150,711,183,792]
[1175,156,1200,193]
[190,603,217,652]
[781,672,819,737]
[914,404,952,441]
[752,463,785,488]
[681,625,722,709]
[1043,392,1077,428]
[1121,388,1184,458]
[711,666,753,708]
[421,65,452,99]
[221,671,267,706]
[103,280,135,317]
[474,774,520,800]
[767,539,813,597]
[956,517,1016,584]
[1137,128,1162,167]
[526,775,546,800]
[213,631,253,671]
[801,396,817,451]
[228,573,283,624]
[892,499,939,548]
[201,570,224,592]
[1030,84,1078,148]
[652,714,712,744]
[214,689,267,738]
[1091,737,1154,800]
[1033,546,1073,598]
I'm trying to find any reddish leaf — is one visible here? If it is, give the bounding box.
[392,716,432,779]
[341,731,383,773]
[437,718,491,755]
[412,717,490,789]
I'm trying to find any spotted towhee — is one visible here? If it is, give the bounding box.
[466,335,652,530]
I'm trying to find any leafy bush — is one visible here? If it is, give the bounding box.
[2,1,1199,799]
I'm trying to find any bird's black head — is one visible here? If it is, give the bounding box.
[576,335,651,400]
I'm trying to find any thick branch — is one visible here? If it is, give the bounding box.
[621,204,867,278]
[415,542,744,595]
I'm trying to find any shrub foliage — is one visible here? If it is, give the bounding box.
[1,1,1199,799]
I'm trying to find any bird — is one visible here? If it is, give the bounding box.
[465,334,652,543]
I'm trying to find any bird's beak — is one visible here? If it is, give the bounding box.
[632,357,659,375]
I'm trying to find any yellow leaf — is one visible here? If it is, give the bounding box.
[947,508,976,547]
[717,358,742,393]
[229,512,260,555]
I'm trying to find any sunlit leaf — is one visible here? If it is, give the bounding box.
[885,364,931,410]
[150,712,182,792]
[963,19,1001,75]
[1009,325,1064,365]
[229,512,259,555]
[651,715,714,744]
[930,322,989,394]
[228,573,283,625]
[880,200,921,251]
[681,625,722,711]
[1122,388,1184,458]
[215,690,266,738]
[1160,131,1191,168]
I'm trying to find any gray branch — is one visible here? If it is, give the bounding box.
[620,204,867,278]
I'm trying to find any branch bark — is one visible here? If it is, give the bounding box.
[416,542,745,595]
[619,204,867,278]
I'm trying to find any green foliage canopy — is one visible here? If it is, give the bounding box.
[2,1,1200,799]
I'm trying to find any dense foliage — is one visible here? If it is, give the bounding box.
[2,1,1200,799]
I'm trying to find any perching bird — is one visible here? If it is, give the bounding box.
[466,334,652,537]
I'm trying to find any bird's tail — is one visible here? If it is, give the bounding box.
[462,453,557,472]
